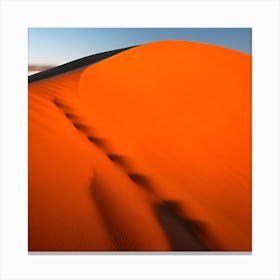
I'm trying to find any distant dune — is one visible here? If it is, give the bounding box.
[28,64,56,75]
[28,40,251,252]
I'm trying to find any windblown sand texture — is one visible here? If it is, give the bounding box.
[28,40,251,251]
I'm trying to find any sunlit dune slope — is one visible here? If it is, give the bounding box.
[28,40,251,251]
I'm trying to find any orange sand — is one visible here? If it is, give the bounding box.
[28,40,251,251]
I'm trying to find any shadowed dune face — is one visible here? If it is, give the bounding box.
[28,40,251,251]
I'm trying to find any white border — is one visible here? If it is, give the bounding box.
[0,0,279,279]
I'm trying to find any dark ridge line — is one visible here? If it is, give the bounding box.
[28,45,138,83]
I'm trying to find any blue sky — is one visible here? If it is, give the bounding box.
[28,28,251,66]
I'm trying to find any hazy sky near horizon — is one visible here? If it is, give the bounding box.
[29,28,251,66]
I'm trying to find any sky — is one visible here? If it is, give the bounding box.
[28,28,251,66]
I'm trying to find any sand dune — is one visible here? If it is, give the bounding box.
[28,65,56,76]
[28,40,251,251]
